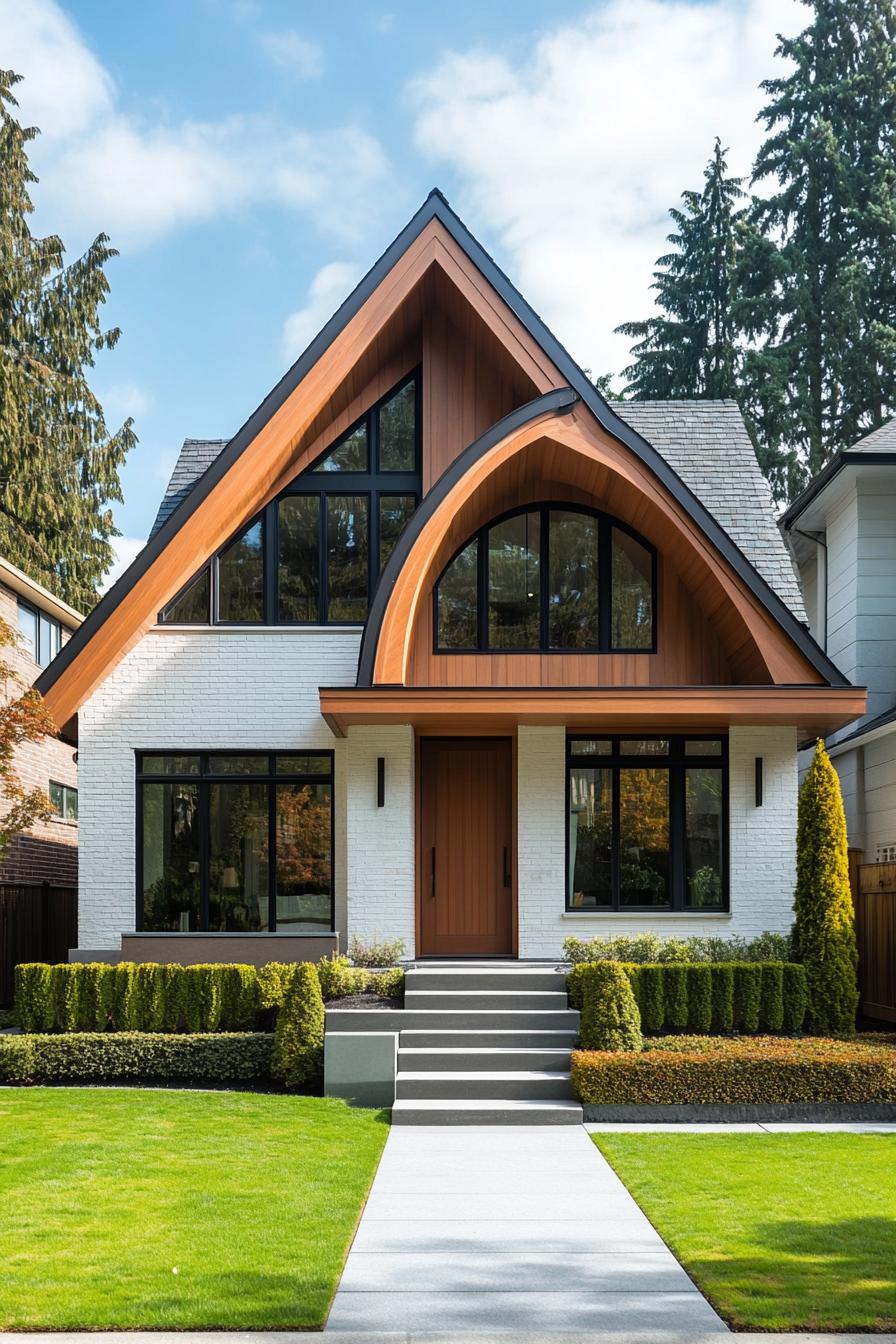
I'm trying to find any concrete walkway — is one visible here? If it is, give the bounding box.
[325,1125,725,1334]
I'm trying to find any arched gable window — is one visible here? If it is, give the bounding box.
[434,504,656,653]
[160,372,421,626]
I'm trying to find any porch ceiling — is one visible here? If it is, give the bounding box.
[318,684,867,739]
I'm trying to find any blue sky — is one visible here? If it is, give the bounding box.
[5,0,800,584]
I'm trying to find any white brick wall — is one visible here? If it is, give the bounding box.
[517,724,797,958]
[345,725,415,953]
[78,628,361,949]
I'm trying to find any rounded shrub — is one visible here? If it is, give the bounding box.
[578,961,642,1052]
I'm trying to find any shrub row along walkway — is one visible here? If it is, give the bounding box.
[325,1124,724,1334]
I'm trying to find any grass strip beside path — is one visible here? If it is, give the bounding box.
[0,1088,389,1329]
[595,1133,896,1331]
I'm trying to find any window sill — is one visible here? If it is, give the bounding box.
[562,910,732,919]
[127,930,337,938]
[150,624,363,635]
[49,817,78,828]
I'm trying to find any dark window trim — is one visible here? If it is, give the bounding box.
[17,598,63,669]
[135,749,336,934]
[565,734,729,913]
[49,779,78,823]
[158,369,421,628]
[433,502,658,655]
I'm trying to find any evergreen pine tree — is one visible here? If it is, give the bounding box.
[792,741,859,1036]
[750,0,896,490]
[0,70,135,610]
[616,140,748,401]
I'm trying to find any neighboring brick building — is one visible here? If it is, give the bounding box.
[0,556,82,885]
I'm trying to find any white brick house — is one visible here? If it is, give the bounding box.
[37,192,864,964]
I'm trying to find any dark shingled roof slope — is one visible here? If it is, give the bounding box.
[150,401,805,621]
[849,417,896,452]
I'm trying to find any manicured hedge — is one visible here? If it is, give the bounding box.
[0,1032,273,1084]
[578,962,642,1051]
[571,1035,896,1105]
[272,963,325,1088]
[563,930,794,965]
[14,958,405,1034]
[567,960,807,1034]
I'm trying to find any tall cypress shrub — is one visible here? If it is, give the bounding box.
[793,740,859,1034]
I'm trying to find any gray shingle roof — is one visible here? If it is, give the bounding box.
[609,400,805,620]
[150,439,228,538]
[151,401,805,620]
[848,417,896,452]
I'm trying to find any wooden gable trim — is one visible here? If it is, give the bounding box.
[361,402,834,690]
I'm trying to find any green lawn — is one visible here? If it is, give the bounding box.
[595,1133,896,1331]
[0,1088,389,1329]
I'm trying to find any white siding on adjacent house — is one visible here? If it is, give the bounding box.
[516,725,797,959]
[78,627,360,950]
[863,733,896,860]
[825,491,860,688]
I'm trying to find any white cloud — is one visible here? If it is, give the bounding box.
[256,30,324,81]
[97,380,150,424]
[101,535,146,592]
[410,0,801,378]
[281,261,362,364]
[2,0,390,249]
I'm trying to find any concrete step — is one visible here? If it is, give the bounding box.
[405,966,568,992]
[391,1098,584,1125]
[396,1070,575,1101]
[399,1028,579,1049]
[398,1046,571,1072]
[327,1008,580,1033]
[404,989,569,1012]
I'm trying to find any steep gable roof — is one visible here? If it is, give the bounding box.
[849,417,896,452]
[151,440,227,538]
[36,188,850,733]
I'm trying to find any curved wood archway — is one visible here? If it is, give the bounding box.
[363,402,826,689]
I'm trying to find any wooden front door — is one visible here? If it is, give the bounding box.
[419,737,514,956]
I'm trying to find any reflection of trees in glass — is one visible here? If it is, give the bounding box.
[162,570,209,623]
[378,383,415,471]
[619,768,669,903]
[686,767,723,906]
[219,519,264,621]
[611,529,652,648]
[142,782,200,930]
[313,423,368,472]
[327,496,368,619]
[379,495,415,570]
[276,784,332,890]
[438,540,478,648]
[278,496,320,621]
[548,511,599,648]
[488,512,540,648]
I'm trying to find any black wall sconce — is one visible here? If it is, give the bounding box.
[755,756,763,807]
[377,756,385,808]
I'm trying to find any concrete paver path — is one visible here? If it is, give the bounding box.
[325,1125,725,1334]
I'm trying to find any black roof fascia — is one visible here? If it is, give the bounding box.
[356,387,579,685]
[38,186,848,699]
[823,700,896,751]
[780,451,896,531]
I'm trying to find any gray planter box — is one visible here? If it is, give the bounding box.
[325,1031,397,1108]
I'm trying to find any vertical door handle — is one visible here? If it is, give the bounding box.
[430,846,436,898]
[503,845,511,888]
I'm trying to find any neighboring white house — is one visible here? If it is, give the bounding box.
[782,419,896,860]
[36,192,865,964]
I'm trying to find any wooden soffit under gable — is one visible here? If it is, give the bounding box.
[36,189,854,737]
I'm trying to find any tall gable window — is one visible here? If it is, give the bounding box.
[160,372,420,626]
[435,504,655,653]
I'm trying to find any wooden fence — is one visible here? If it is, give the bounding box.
[855,861,896,1023]
[0,882,77,1007]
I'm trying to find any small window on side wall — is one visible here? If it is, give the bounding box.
[49,781,78,822]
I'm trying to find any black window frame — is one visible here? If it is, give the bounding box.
[135,749,336,933]
[433,502,657,655]
[565,735,728,913]
[17,599,63,669]
[158,370,422,628]
[49,780,78,823]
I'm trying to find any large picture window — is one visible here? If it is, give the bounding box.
[435,505,655,653]
[138,752,334,933]
[567,737,726,912]
[160,372,420,627]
